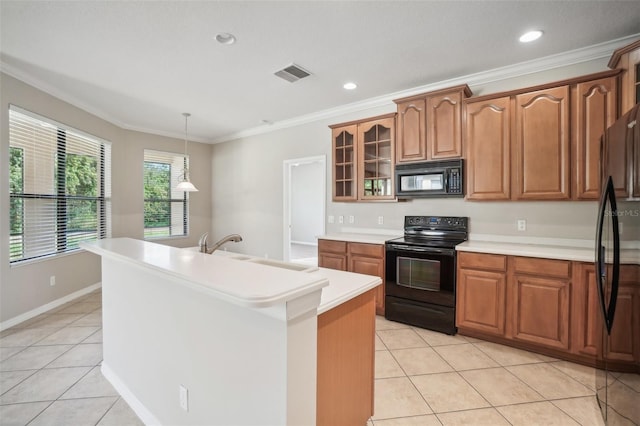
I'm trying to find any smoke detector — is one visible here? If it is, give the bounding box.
[274,63,312,83]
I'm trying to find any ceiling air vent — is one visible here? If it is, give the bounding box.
[274,63,311,83]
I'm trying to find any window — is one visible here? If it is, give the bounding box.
[143,150,189,238]
[8,106,111,263]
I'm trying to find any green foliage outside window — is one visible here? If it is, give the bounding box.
[144,162,171,228]
[9,147,23,236]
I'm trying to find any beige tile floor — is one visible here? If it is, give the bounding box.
[0,289,612,425]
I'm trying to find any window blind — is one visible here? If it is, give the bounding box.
[143,149,188,238]
[9,105,111,263]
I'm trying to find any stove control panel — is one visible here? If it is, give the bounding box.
[405,216,468,230]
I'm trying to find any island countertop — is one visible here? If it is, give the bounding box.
[81,238,329,309]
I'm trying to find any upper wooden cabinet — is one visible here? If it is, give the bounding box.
[572,77,618,199]
[394,85,471,163]
[331,125,358,201]
[358,116,395,201]
[465,97,512,200]
[609,39,640,115]
[464,70,621,201]
[330,114,396,202]
[514,86,571,200]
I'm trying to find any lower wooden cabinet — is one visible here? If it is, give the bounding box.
[317,289,375,425]
[457,253,507,336]
[457,252,639,368]
[318,239,385,315]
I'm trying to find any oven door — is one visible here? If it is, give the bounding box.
[385,243,456,307]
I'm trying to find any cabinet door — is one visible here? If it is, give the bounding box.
[464,97,511,200]
[511,274,570,350]
[427,90,464,159]
[573,77,618,200]
[514,86,571,200]
[332,125,358,201]
[349,253,385,315]
[571,263,602,357]
[605,265,639,363]
[319,253,347,271]
[456,268,506,336]
[358,117,395,200]
[396,99,427,163]
[617,42,640,114]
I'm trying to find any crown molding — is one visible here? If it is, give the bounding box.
[213,33,640,143]
[3,33,639,145]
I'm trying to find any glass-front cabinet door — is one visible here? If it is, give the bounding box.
[358,116,395,201]
[331,124,357,201]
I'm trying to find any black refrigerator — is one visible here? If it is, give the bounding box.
[595,103,640,425]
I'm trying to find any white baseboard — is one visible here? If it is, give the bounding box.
[0,282,102,331]
[102,363,161,426]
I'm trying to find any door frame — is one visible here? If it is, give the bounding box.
[282,155,326,261]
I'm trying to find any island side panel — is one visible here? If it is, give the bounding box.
[100,257,297,425]
[317,288,376,425]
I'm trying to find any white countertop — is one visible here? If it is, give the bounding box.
[82,238,381,313]
[456,240,595,262]
[319,233,399,245]
[81,238,329,309]
[457,240,640,264]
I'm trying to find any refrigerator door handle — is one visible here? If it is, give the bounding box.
[596,176,620,334]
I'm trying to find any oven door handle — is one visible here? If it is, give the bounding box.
[386,244,455,256]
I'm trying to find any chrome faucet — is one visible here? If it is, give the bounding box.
[199,233,243,254]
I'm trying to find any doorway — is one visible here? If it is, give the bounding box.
[283,155,325,264]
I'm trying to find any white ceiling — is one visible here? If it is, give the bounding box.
[1,1,640,144]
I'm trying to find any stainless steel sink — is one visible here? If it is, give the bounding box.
[247,258,318,272]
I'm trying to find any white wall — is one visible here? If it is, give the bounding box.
[291,161,324,244]
[0,73,213,324]
[211,57,611,260]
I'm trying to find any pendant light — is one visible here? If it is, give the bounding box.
[175,112,198,192]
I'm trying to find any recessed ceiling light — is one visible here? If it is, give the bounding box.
[519,30,543,43]
[343,82,357,90]
[215,32,236,45]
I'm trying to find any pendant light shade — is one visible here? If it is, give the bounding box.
[176,112,198,192]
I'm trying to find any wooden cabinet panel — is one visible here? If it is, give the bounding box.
[318,239,347,254]
[319,253,347,271]
[609,39,640,114]
[396,99,427,163]
[319,239,385,315]
[458,251,506,271]
[571,263,602,357]
[427,90,464,159]
[331,125,358,201]
[606,265,639,363]
[464,97,511,200]
[457,268,506,336]
[511,274,570,350]
[349,242,384,258]
[357,117,395,200]
[514,86,571,200]
[572,77,618,200]
[513,256,570,278]
[350,254,385,315]
[317,289,375,426]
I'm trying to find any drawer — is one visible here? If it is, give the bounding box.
[513,256,570,278]
[318,239,347,254]
[458,252,507,272]
[348,242,384,258]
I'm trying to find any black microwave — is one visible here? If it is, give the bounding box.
[395,159,463,198]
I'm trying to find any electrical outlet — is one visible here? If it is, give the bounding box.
[49,276,56,286]
[378,216,384,225]
[348,215,354,224]
[517,219,526,231]
[179,385,189,412]
[328,215,334,224]
[338,215,344,224]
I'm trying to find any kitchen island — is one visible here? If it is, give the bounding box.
[81,238,381,426]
